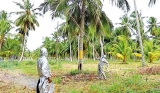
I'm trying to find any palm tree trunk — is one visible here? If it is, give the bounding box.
[149,57,152,63]
[78,0,86,71]
[56,22,59,64]
[70,41,72,62]
[56,38,58,64]
[100,36,104,56]
[0,40,3,51]
[123,55,127,63]
[92,43,95,61]
[19,33,26,62]
[0,35,5,52]
[78,34,80,61]
[133,0,146,67]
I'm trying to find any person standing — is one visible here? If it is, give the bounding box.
[98,55,109,79]
[36,47,55,93]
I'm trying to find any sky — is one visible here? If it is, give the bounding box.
[0,0,160,51]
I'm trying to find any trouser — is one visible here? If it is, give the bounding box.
[98,64,106,79]
[36,79,40,93]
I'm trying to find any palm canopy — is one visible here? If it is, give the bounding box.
[146,17,160,37]
[110,0,130,12]
[116,14,135,38]
[11,0,42,62]
[0,10,13,51]
[40,0,130,19]
[0,10,12,35]
[12,0,41,34]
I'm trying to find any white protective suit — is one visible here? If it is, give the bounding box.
[36,47,55,93]
[98,55,109,79]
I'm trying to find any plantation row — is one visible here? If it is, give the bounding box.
[0,0,159,65]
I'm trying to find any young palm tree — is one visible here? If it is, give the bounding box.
[113,36,131,63]
[0,10,12,51]
[143,40,160,63]
[12,0,41,62]
[1,34,21,59]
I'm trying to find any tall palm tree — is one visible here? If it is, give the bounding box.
[116,14,135,39]
[12,0,41,62]
[146,17,160,38]
[40,0,130,70]
[133,0,146,66]
[0,10,12,51]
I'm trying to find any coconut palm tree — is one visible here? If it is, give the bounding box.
[116,14,135,39]
[39,0,130,70]
[133,0,145,66]
[1,34,21,59]
[0,10,12,51]
[43,37,56,59]
[143,40,160,63]
[146,17,160,38]
[12,0,41,62]
[113,36,131,63]
[59,21,79,62]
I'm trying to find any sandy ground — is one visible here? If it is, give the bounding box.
[0,70,37,92]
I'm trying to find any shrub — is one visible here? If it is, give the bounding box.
[70,69,81,75]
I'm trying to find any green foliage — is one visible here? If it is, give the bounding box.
[113,36,132,63]
[146,89,160,93]
[69,90,82,93]
[89,83,107,93]
[25,60,35,65]
[1,34,21,58]
[0,62,12,68]
[70,69,81,75]
[87,74,156,93]
[70,69,92,75]
[50,61,63,70]
[0,60,160,92]
[0,61,19,69]
[144,40,160,63]
[54,76,62,84]
[49,60,57,65]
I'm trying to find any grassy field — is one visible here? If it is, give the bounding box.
[0,59,160,93]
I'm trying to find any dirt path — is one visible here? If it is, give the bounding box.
[0,70,38,92]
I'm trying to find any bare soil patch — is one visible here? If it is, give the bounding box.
[0,70,37,92]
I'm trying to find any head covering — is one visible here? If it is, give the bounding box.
[103,55,106,58]
[41,47,48,57]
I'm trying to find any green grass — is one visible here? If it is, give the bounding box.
[0,60,160,93]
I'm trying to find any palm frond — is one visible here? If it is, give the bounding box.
[110,0,130,12]
[13,1,25,9]
[148,0,156,7]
